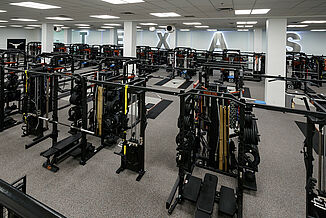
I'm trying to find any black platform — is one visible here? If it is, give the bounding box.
[196,174,218,215]
[182,175,202,202]
[219,186,237,216]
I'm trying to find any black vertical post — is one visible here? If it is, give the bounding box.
[237,99,245,218]
[80,76,87,165]
[178,91,185,198]
[52,74,58,146]
[0,60,4,131]
[0,204,3,218]
[139,91,146,173]
[306,116,314,217]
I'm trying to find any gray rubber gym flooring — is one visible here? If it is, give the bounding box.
[0,70,325,218]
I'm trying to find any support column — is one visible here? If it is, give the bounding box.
[123,21,137,57]
[64,29,72,44]
[168,31,177,49]
[265,19,287,107]
[108,29,118,45]
[253,28,263,53]
[41,23,53,53]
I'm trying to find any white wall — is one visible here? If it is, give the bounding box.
[45,29,326,56]
[0,28,41,49]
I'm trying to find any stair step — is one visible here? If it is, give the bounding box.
[196,173,218,214]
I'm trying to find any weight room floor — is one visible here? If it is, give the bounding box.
[0,71,325,218]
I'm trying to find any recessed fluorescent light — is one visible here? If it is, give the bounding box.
[235,9,270,15]
[150,12,181,17]
[24,27,35,29]
[237,25,244,28]
[11,18,38,22]
[97,29,106,31]
[10,25,23,27]
[0,26,6,27]
[158,25,167,28]
[238,29,249,32]
[136,26,141,28]
[75,24,90,26]
[0,20,8,22]
[195,25,209,28]
[53,24,64,27]
[287,25,308,28]
[139,23,157,26]
[10,2,61,9]
[27,24,41,27]
[137,29,143,31]
[104,23,121,26]
[237,22,246,24]
[235,10,251,15]
[61,27,70,29]
[183,22,201,25]
[78,26,90,29]
[46,16,73,21]
[102,0,144,4]
[301,20,326,24]
[118,35,123,38]
[90,15,119,19]
[311,29,326,32]
[251,9,270,14]
[180,29,190,31]
[245,25,253,28]
[246,21,257,24]
[101,26,114,29]
[207,29,217,32]
[0,10,6,13]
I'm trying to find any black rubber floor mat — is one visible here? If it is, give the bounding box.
[295,121,322,155]
[147,100,173,119]
[154,78,170,86]
[243,87,251,98]
[178,81,193,89]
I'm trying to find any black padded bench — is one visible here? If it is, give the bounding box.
[41,133,82,158]
[219,186,237,216]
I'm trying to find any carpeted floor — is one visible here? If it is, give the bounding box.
[0,70,325,218]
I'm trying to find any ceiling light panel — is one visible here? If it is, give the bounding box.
[238,29,249,31]
[0,10,6,13]
[27,24,41,27]
[150,12,181,17]
[235,10,251,15]
[195,25,209,28]
[287,25,308,28]
[311,29,326,32]
[139,23,157,25]
[301,20,326,24]
[0,26,6,27]
[246,21,257,24]
[183,22,201,25]
[78,26,90,29]
[104,23,121,26]
[180,29,190,31]
[207,29,217,32]
[251,9,270,14]
[0,20,8,23]
[75,24,90,26]
[10,25,23,27]
[90,15,119,19]
[102,0,144,4]
[46,17,73,21]
[11,18,38,22]
[237,25,244,28]
[245,25,253,28]
[10,2,61,9]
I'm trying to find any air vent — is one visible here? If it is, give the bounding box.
[121,12,135,15]
[184,15,195,18]
[217,7,234,11]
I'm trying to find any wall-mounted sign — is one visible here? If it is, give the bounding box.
[286,32,302,52]
[208,32,227,52]
[7,39,26,51]
[156,32,170,49]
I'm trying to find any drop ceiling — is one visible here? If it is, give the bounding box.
[0,0,325,30]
